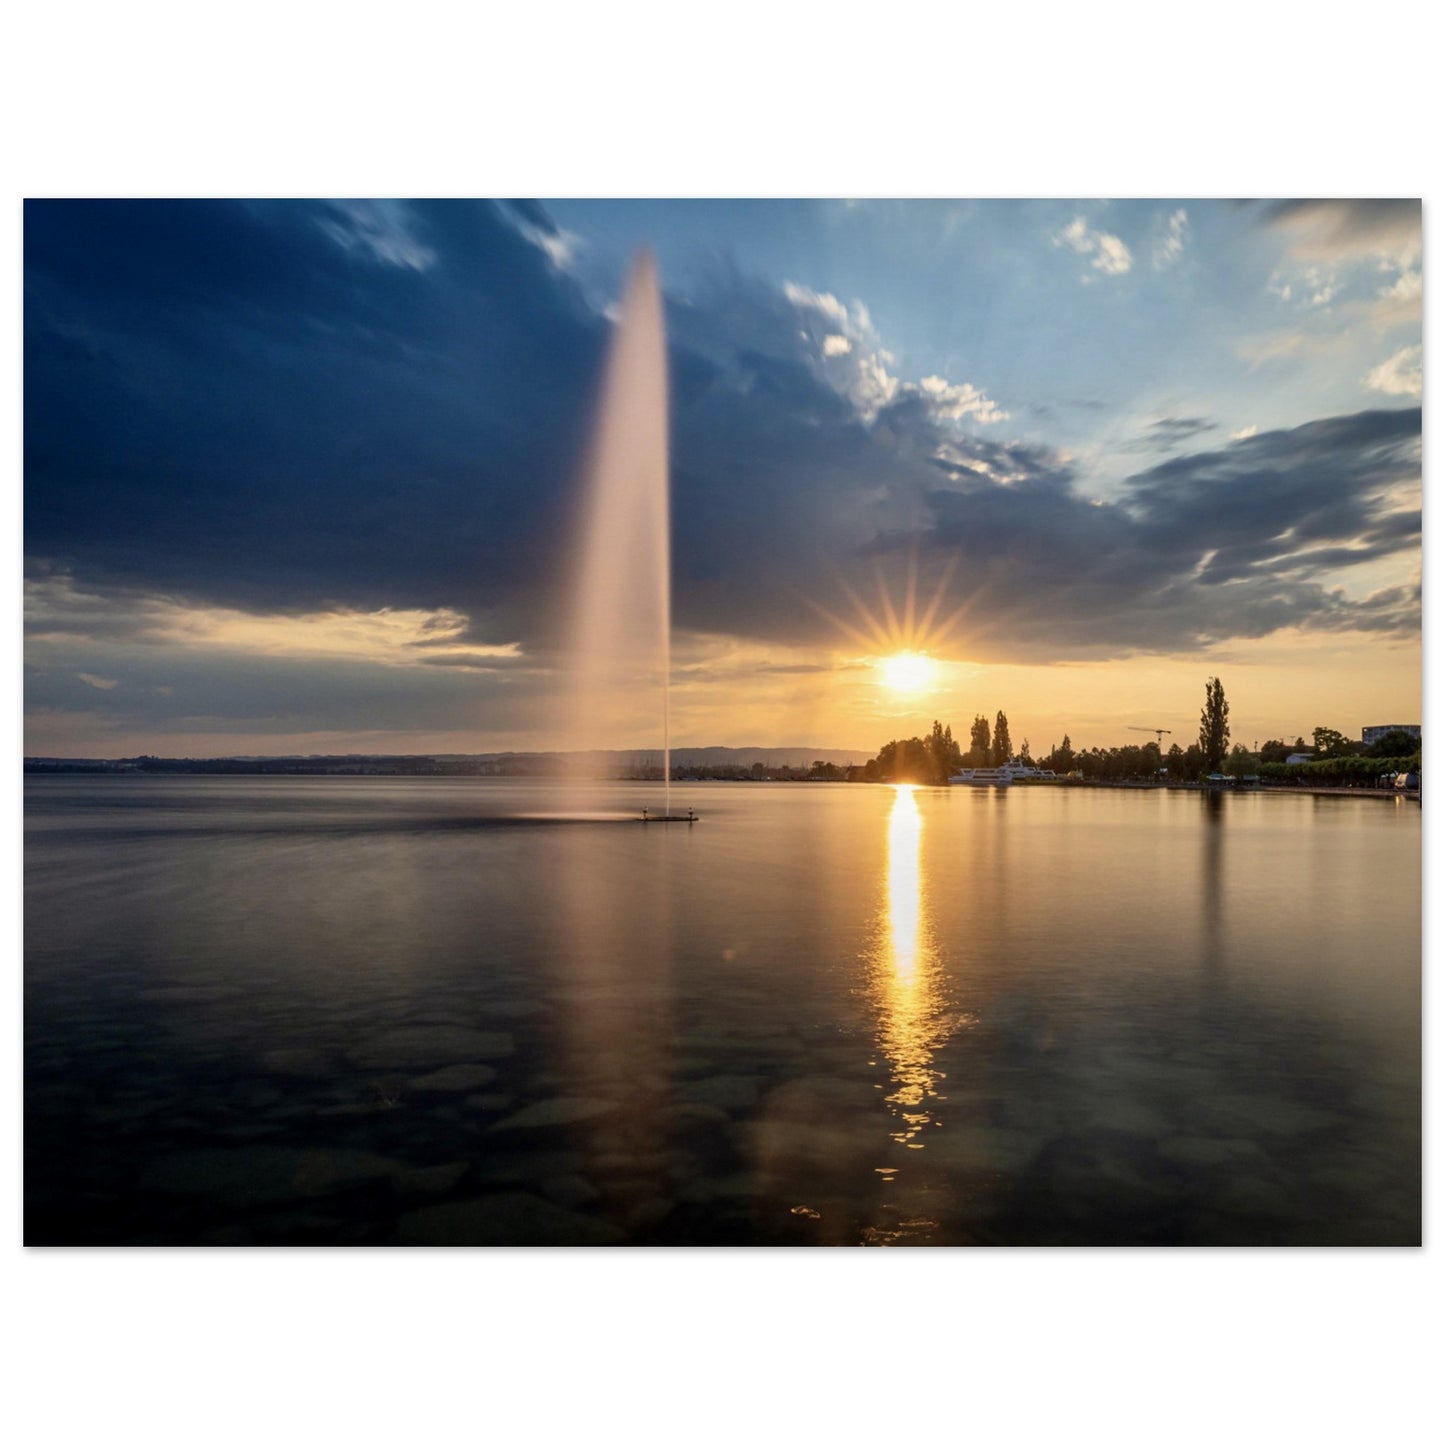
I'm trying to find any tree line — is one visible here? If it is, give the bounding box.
[855,678,1421,787]
[860,712,1017,784]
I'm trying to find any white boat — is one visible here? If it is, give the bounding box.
[949,767,1012,787]
[949,761,1057,786]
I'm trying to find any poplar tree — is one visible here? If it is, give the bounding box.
[993,711,1012,767]
[1199,677,1230,772]
[969,714,991,767]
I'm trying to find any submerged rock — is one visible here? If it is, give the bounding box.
[479,1000,547,1020]
[625,1197,675,1233]
[659,1102,733,1133]
[395,1192,625,1246]
[1198,1093,1338,1138]
[1213,1174,1298,1221]
[489,1097,618,1132]
[1082,1099,1171,1139]
[679,1075,762,1112]
[463,1093,513,1113]
[258,1048,333,1079]
[136,1145,404,1207]
[932,1122,1047,1176]
[542,1174,602,1209]
[393,1161,470,1196]
[1158,1135,1270,1169]
[408,1063,500,1094]
[139,985,244,1004]
[345,1026,515,1070]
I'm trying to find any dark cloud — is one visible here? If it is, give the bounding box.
[1120,416,1218,452]
[911,408,1419,657]
[25,199,605,642]
[1253,198,1420,258]
[25,201,1422,676]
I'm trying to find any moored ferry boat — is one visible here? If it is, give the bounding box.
[949,767,1012,786]
[949,761,1058,786]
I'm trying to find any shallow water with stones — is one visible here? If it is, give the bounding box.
[25,776,1420,1245]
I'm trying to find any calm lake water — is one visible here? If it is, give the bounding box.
[24,776,1421,1246]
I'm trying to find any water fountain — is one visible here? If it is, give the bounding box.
[567,250,693,822]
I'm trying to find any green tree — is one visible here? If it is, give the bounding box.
[1224,743,1255,778]
[1367,728,1421,759]
[992,710,1012,767]
[926,720,961,781]
[1019,738,1033,764]
[1199,677,1230,772]
[1311,726,1354,757]
[868,727,964,785]
[1048,734,1075,774]
[968,714,992,767]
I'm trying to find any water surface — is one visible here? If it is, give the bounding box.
[25,777,1421,1245]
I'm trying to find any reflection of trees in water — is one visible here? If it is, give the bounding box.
[1199,789,1225,987]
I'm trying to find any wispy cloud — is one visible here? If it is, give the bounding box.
[916,375,1008,425]
[1268,264,1339,310]
[1259,202,1421,328]
[1379,268,1422,305]
[1152,208,1188,269]
[1054,215,1133,276]
[1259,198,1420,267]
[1122,416,1217,452]
[316,200,437,271]
[1364,344,1422,398]
[783,281,1006,424]
[499,200,582,271]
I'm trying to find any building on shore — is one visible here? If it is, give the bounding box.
[1361,724,1421,746]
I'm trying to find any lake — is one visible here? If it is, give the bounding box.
[24,776,1421,1245]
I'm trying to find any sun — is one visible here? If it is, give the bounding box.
[878,651,936,694]
[804,547,976,689]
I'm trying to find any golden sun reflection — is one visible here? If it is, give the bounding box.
[874,785,949,1149]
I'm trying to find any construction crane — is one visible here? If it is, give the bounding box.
[1129,726,1173,747]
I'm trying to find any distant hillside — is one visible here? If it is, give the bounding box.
[457,746,866,768]
[26,745,866,775]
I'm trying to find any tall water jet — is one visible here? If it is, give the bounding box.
[566,250,675,815]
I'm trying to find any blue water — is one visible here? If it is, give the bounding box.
[24,777,1421,1245]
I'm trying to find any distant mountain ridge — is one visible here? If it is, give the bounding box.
[26,745,867,771]
[446,746,866,767]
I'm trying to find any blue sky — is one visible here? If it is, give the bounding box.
[548,199,1422,482]
[23,199,1422,755]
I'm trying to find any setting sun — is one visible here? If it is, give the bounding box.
[879,652,936,693]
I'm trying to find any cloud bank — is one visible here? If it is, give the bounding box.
[25,200,1421,698]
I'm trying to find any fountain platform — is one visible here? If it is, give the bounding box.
[640,810,697,823]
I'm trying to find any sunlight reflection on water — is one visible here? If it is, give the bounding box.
[24,777,1421,1246]
[874,785,954,1149]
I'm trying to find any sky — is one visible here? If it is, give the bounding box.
[23,198,1422,758]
